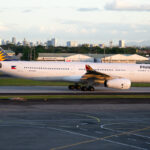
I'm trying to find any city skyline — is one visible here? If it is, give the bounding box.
[0,0,150,45]
[0,37,126,48]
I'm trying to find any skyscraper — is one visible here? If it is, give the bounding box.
[119,40,125,48]
[12,37,16,45]
[2,40,6,45]
[47,38,57,47]
[110,41,113,48]
[51,38,57,47]
[23,38,28,46]
[67,41,78,47]
[99,44,105,49]
[47,40,52,47]
[0,39,2,46]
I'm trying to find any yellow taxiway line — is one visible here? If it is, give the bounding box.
[50,126,150,150]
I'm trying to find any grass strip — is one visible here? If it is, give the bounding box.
[132,83,150,87]
[0,78,150,87]
[0,78,71,86]
[0,95,150,100]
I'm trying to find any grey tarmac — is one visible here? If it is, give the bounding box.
[0,104,150,150]
[0,86,150,94]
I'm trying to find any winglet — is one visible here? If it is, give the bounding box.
[85,65,94,72]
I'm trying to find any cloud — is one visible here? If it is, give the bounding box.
[22,9,32,13]
[111,30,118,34]
[105,0,150,11]
[135,30,147,33]
[0,25,9,31]
[77,8,100,12]
[21,7,43,13]
[0,8,7,13]
[1,19,150,45]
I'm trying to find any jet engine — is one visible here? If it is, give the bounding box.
[104,78,131,90]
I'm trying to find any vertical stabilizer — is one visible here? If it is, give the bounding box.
[0,47,11,61]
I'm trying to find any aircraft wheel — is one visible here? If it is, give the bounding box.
[68,85,75,90]
[81,86,88,91]
[88,86,95,91]
[75,85,81,90]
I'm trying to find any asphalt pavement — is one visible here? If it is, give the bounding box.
[0,86,150,94]
[0,103,150,150]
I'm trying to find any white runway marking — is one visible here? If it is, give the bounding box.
[145,142,150,145]
[104,139,147,150]
[128,138,137,141]
[46,127,148,150]
[47,126,97,139]
[101,123,150,139]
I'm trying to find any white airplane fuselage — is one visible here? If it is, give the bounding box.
[0,61,150,83]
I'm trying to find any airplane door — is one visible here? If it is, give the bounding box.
[129,67,135,81]
[17,64,24,73]
[70,65,78,75]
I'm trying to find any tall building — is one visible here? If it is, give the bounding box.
[36,41,41,46]
[12,37,16,45]
[110,41,113,48]
[30,42,34,47]
[67,41,78,47]
[119,40,125,48]
[0,39,1,45]
[47,38,57,47]
[47,40,52,47]
[2,40,6,45]
[90,44,98,47]
[17,42,23,46]
[51,38,57,47]
[23,38,28,46]
[6,40,11,45]
[99,44,105,49]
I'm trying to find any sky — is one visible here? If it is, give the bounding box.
[0,0,150,45]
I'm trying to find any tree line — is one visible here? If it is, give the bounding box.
[1,44,140,60]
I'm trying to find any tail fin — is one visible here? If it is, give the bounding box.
[0,47,11,61]
[85,65,94,72]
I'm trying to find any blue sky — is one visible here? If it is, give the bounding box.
[0,0,150,45]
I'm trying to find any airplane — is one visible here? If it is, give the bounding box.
[0,47,150,91]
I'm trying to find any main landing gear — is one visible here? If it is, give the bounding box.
[68,85,95,91]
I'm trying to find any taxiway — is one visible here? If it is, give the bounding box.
[0,103,150,150]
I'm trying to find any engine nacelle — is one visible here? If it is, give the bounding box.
[104,78,131,90]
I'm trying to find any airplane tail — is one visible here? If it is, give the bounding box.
[0,47,12,61]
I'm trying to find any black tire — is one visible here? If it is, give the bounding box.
[81,86,87,91]
[88,86,95,91]
[68,85,75,90]
[75,85,81,90]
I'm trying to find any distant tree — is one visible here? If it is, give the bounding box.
[21,47,31,60]
[1,44,139,61]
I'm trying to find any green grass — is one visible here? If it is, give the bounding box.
[132,83,150,87]
[0,78,71,86]
[0,77,150,87]
[0,95,150,100]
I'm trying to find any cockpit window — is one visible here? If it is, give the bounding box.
[0,63,2,68]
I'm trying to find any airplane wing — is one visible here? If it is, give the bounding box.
[80,65,112,85]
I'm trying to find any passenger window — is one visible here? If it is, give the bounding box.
[0,63,2,68]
